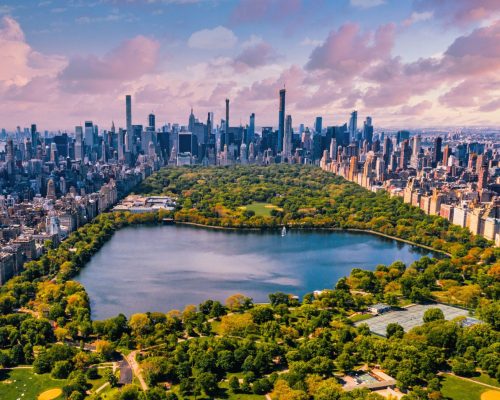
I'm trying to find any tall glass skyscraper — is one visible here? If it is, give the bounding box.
[125,95,132,153]
[278,89,285,153]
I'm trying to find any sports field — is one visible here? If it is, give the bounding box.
[355,303,473,336]
[0,368,64,400]
[240,202,282,217]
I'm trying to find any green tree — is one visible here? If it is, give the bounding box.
[423,308,445,323]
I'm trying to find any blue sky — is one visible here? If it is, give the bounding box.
[0,0,499,130]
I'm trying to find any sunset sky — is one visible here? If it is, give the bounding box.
[0,0,499,131]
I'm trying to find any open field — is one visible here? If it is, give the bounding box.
[0,368,65,400]
[0,366,113,400]
[472,373,500,388]
[355,303,473,336]
[349,313,374,323]
[240,202,282,217]
[441,374,499,400]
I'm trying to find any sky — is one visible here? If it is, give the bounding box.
[0,0,499,131]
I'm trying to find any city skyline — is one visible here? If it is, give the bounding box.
[0,0,500,131]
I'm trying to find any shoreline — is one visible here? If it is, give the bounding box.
[173,220,451,257]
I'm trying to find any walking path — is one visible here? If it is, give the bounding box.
[95,382,109,393]
[443,373,500,390]
[126,350,148,391]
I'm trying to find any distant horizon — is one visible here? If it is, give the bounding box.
[1,0,500,129]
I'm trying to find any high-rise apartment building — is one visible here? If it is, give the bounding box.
[125,95,133,153]
[278,89,286,153]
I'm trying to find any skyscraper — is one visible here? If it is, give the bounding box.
[125,95,132,153]
[30,124,37,147]
[149,113,156,131]
[207,112,213,146]
[6,139,14,176]
[433,137,443,165]
[363,117,373,144]
[188,108,195,133]
[412,134,421,158]
[349,110,357,141]
[315,117,322,135]
[248,113,255,144]
[283,114,292,159]
[118,128,125,160]
[84,121,94,150]
[278,88,286,153]
[225,99,230,132]
[442,144,450,166]
[75,126,83,161]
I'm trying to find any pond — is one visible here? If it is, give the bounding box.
[76,225,436,319]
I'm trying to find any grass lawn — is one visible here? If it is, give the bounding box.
[240,202,281,217]
[211,319,221,335]
[349,313,374,322]
[470,373,500,388]
[169,380,266,400]
[0,368,66,400]
[441,374,499,400]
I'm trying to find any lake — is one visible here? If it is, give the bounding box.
[76,225,435,319]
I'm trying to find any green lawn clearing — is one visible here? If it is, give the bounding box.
[0,368,66,400]
[441,374,498,400]
[240,202,282,217]
[470,373,500,388]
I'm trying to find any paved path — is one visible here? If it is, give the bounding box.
[126,351,148,391]
[95,381,109,393]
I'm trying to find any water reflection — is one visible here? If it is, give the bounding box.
[76,225,435,319]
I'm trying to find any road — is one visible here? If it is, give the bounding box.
[118,358,132,386]
[126,350,148,391]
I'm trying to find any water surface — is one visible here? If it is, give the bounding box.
[76,225,434,319]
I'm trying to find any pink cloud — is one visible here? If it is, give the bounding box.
[414,0,500,27]
[59,35,160,93]
[400,100,432,115]
[0,16,66,85]
[0,15,24,41]
[479,98,500,112]
[438,79,484,108]
[305,23,395,81]
[232,42,279,71]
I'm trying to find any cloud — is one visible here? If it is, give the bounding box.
[59,35,160,92]
[0,16,66,86]
[479,98,500,112]
[241,34,263,48]
[400,100,432,115]
[233,41,279,71]
[306,23,395,81]
[413,0,500,27]
[0,15,24,41]
[350,0,385,9]
[300,37,323,47]
[188,26,237,49]
[402,11,433,26]
[230,0,302,24]
[361,20,500,110]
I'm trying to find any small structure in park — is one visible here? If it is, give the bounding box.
[341,368,400,398]
[368,303,391,315]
